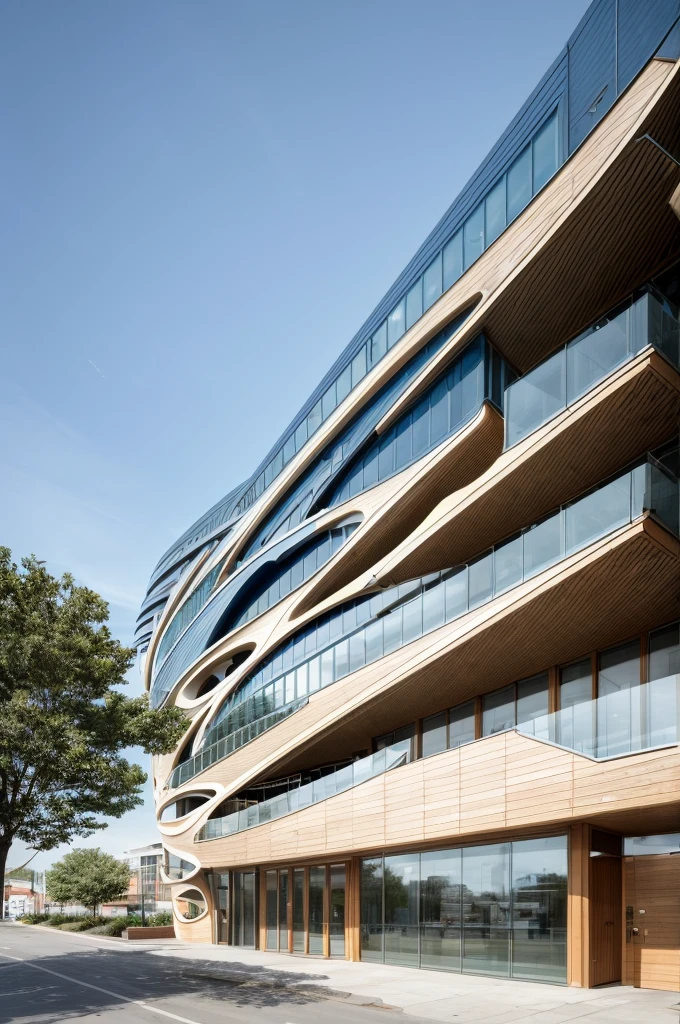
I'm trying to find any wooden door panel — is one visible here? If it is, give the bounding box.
[590,856,622,987]
[629,855,680,992]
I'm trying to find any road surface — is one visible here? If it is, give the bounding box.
[0,922,415,1024]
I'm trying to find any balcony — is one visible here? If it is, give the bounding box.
[168,698,308,790]
[519,673,679,759]
[504,289,678,449]
[195,743,408,841]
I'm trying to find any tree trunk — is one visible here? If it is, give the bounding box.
[0,843,9,921]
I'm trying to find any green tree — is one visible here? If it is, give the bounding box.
[0,548,186,911]
[46,848,131,916]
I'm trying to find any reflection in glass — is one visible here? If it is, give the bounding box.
[462,844,510,976]
[449,702,476,748]
[330,864,346,957]
[384,855,419,967]
[511,837,567,982]
[175,888,207,921]
[266,870,277,949]
[532,112,558,191]
[420,849,462,970]
[308,866,325,954]
[507,145,532,221]
[483,686,515,736]
[293,868,305,952]
[361,858,383,961]
[279,870,289,951]
[565,477,630,555]
[464,204,484,270]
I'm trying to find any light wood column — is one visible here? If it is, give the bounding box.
[568,823,591,987]
[347,857,362,962]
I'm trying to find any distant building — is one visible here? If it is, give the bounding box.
[101,843,173,917]
[4,869,45,917]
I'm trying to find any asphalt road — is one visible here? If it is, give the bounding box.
[0,922,413,1024]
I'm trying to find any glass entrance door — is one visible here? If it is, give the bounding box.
[308,866,325,954]
[216,873,229,944]
[329,864,346,957]
[232,870,256,947]
[265,869,290,951]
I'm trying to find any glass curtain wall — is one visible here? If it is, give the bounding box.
[232,871,257,947]
[308,866,325,954]
[361,837,567,983]
[329,865,346,957]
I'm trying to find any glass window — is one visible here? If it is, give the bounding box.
[336,364,352,405]
[649,622,680,680]
[423,253,443,309]
[293,868,305,951]
[329,864,346,957]
[351,345,367,387]
[265,871,278,949]
[558,658,593,753]
[462,843,510,976]
[523,512,562,578]
[449,702,476,748]
[406,279,423,329]
[279,870,289,952]
[422,712,447,758]
[511,837,567,982]
[443,231,463,290]
[420,849,462,971]
[361,858,383,961]
[483,685,515,736]
[599,640,640,695]
[565,475,630,555]
[506,145,532,222]
[384,854,419,967]
[532,112,558,192]
[485,177,506,246]
[493,535,523,594]
[463,203,484,271]
[387,299,406,348]
[294,419,307,452]
[308,866,325,954]
[307,399,322,436]
[322,382,337,420]
[371,322,388,364]
[516,673,549,726]
[283,434,295,465]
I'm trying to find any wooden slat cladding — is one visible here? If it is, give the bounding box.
[162,519,677,807]
[377,351,680,584]
[166,732,680,870]
[624,854,680,992]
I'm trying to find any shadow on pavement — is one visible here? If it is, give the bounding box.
[0,946,340,1024]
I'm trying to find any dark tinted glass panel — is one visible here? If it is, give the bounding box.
[420,849,462,971]
[485,177,506,245]
[532,113,558,192]
[516,673,549,726]
[565,476,630,555]
[361,858,383,961]
[330,864,346,957]
[384,855,419,967]
[649,622,680,680]
[293,868,305,951]
[423,253,443,309]
[422,712,447,758]
[597,639,641,757]
[462,843,510,976]
[443,231,463,290]
[511,836,567,982]
[558,659,593,753]
[483,686,515,736]
[406,279,423,329]
[279,870,289,951]
[449,702,475,748]
[266,870,277,949]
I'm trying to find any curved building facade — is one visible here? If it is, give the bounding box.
[138,0,680,990]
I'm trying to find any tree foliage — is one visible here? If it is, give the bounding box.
[0,548,186,889]
[46,848,130,915]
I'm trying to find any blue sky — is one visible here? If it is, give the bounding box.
[1,0,590,870]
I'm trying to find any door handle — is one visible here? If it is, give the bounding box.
[631,927,639,935]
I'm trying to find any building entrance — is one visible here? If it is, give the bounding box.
[624,835,680,992]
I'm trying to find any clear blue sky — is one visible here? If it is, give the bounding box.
[1,0,590,870]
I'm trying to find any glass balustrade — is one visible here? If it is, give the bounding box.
[195,744,408,841]
[505,289,679,448]
[168,698,308,790]
[518,673,679,758]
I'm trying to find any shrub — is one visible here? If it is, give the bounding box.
[57,915,107,932]
[147,911,172,927]
[45,913,75,927]
[18,913,50,925]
